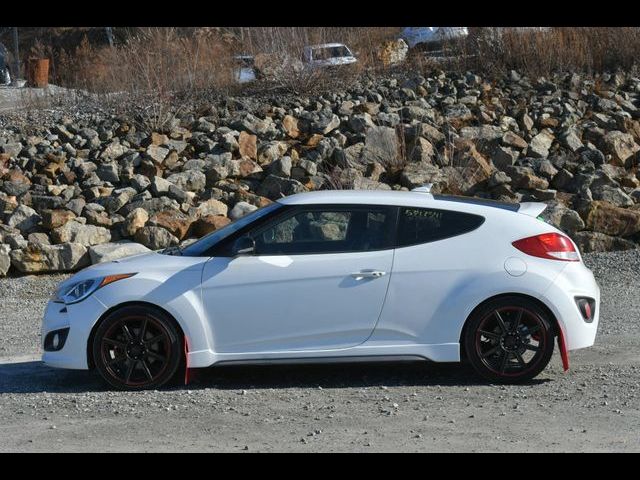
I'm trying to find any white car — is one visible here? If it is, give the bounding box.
[400,27,469,50]
[302,43,357,68]
[42,188,600,390]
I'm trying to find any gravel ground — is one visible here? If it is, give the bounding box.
[0,250,639,452]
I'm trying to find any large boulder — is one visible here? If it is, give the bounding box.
[7,205,42,234]
[579,201,640,237]
[229,201,258,220]
[51,220,111,246]
[166,170,206,193]
[528,130,555,158]
[134,226,179,250]
[123,208,150,237]
[572,231,637,253]
[452,141,493,193]
[88,241,151,264]
[601,131,640,167]
[194,198,228,217]
[400,162,444,189]
[41,209,76,230]
[257,175,306,200]
[541,204,585,234]
[148,210,193,240]
[238,131,258,159]
[191,215,231,237]
[362,126,401,170]
[10,242,90,273]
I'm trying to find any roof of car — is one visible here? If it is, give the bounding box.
[276,190,520,213]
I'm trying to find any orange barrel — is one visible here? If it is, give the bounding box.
[27,58,49,88]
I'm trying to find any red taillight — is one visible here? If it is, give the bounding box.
[512,233,580,262]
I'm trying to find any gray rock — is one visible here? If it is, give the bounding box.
[150,176,173,195]
[572,231,637,253]
[311,112,340,134]
[269,157,292,178]
[601,131,640,167]
[560,129,584,152]
[528,130,554,158]
[592,185,635,207]
[350,177,392,190]
[488,170,512,188]
[362,126,401,169]
[88,241,151,264]
[51,220,111,246]
[492,146,519,171]
[30,195,64,212]
[542,204,586,234]
[400,162,444,189]
[257,175,307,199]
[166,170,206,193]
[130,174,151,192]
[349,113,376,133]
[0,244,10,277]
[96,163,120,183]
[194,199,229,217]
[1,142,23,158]
[146,145,170,164]
[134,226,179,250]
[7,205,42,234]
[229,201,258,220]
[9,242,90,273]
[27,232,51,246]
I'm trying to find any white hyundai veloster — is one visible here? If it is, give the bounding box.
[42,188,600,390]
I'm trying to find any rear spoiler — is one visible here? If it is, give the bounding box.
[518,202,547,218]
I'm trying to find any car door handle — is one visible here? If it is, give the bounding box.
[351,270,387,279]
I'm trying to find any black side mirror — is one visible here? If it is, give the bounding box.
[232,235,255,256]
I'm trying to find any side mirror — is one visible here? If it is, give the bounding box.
[232,235,255,256]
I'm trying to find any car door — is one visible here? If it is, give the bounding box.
[200,204,396,354]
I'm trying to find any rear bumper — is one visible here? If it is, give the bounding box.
[542,262,600,351]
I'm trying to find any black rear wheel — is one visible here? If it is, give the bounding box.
[464,297,555,383]
[92,305,182,390]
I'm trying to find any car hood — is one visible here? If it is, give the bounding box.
[55,251,207,291]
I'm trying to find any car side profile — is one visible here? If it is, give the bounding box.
[42,188,600,390]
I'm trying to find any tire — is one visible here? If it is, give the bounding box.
[464,296,555,384]
[92,305,183,391]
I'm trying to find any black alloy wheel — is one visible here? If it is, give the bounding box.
[92,305,182,390]
[464,296,555,383]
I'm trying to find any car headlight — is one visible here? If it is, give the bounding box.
[53,273,137,305]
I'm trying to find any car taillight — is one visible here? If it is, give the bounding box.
[512,233,580,262]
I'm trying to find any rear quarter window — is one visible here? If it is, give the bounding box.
[397,207,485,247]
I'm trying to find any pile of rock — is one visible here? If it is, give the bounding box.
[1,68,640,276]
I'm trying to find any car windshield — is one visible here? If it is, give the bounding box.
[312,46,351,60]
[179,202,283,257]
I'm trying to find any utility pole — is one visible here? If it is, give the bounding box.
[11,27,20,85]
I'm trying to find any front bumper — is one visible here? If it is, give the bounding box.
[542,262,600,351]
[41,295,108,370]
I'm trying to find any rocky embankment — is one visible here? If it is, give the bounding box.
[1,69,640,276]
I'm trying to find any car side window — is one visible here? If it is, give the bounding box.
[397,207,484,247]
[250,206,395,255]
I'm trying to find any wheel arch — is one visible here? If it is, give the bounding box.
[86,301,186,370]
[458,292,560,359]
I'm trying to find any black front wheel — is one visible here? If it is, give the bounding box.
[92,306,182,390]
[464,297,555,383]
